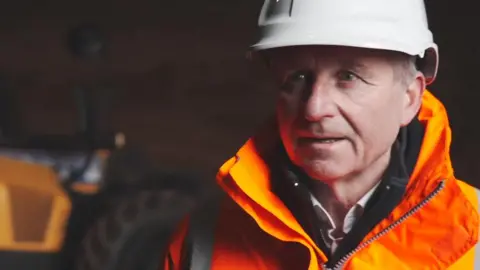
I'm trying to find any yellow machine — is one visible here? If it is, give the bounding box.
[0,86,199,270]
[0,149,103,270]
[0,142,198,270]
[0,157,71,254]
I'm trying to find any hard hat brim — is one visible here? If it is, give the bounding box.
[249,22,439,84]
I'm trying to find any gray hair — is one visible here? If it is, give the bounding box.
[394,54,418,86]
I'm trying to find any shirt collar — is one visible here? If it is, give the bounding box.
[310,180,381,234]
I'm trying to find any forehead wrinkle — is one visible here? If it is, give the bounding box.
[287,51,316,69]
[270,47,387,73]
[302,50,373,73]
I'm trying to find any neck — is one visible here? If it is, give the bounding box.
[312,149,391,212]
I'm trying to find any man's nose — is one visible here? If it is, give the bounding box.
[302,80,337,122]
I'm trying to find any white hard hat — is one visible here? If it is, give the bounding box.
[251,0,439,85]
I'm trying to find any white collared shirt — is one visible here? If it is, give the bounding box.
[310,182,381,254]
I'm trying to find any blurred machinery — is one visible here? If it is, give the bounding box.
[0,24,200,270]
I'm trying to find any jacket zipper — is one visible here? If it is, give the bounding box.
[322,180,446,270]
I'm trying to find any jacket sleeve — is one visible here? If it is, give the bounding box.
[449,181,479,269]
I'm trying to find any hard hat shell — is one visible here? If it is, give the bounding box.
[250,0,439,84]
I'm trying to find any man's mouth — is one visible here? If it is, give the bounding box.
[299,137,345,144]
[317,138,343,143]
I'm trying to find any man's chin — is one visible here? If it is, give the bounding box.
[299,160,350,183]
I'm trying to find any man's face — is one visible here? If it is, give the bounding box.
[268,46,423,183]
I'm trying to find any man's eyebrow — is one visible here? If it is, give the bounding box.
[339,59,374,75]
[276,58,314,71]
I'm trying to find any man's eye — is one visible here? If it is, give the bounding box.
[337,70,358,82]
[281,70,313,93]
[290,71,308,82]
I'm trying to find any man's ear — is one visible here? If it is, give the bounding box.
[401,71,426,126]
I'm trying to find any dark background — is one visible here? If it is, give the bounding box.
[0,0,477,186]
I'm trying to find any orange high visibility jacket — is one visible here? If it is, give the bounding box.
[166,90,479,269]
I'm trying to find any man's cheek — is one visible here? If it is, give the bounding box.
[277,96,300,117]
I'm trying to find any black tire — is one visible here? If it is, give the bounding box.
[73,188,196,270]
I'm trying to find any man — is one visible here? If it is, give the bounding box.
[165,0,480,269]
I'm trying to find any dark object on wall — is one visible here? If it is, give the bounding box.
[0,86,118,152]
[67,24,106,58]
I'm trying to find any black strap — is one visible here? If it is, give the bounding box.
[180,192,223,270]
[167,253,174,270]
